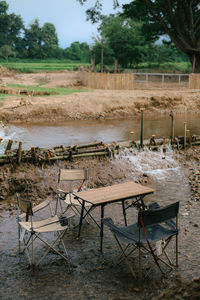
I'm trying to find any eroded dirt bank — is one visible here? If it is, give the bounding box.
[0,71,200,124]
[0,147,199,299]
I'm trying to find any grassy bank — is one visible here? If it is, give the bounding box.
[0,59,90,72]
[0,59,191,74]
[7,84,86,96]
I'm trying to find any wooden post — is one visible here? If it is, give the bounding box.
[101,46,104,73]
[186,130,191,146]
[130,131,134,145]
[91,56,95,72]
[184,122,187,149]
[31,147,37,163]
[5,139,13,154]
[170,111,175,141]
[114,59,118,73]
[163,136,166,153]
[17,141,22,164]
[140,109,144,149]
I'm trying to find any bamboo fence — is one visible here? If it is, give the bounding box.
[79,71,134,90]
[189,73,200,89]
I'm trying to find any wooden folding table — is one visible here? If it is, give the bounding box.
[73,181,154,252]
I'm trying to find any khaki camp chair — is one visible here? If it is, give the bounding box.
[17,193,69,267]
[56,169,91,221]
[103,202,179,282]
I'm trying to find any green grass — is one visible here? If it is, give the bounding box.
[7,84,86,96]
[0,58,192,73]
[125,61,191,73]
[0,59,90,73]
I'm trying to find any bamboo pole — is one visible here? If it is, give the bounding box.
[170,111,175,141]
[163,136,166,153]
[184,122,187,149]
[186,130,191,146]
[130,131,134,145]
[140,109,144,149]
[31,147,37,163]
[5,139,13,154]
[17,141,22,164]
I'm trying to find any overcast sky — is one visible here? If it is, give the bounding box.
[6,0,130,48]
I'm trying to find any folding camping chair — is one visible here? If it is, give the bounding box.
[56,169,91,221]
[103,201,179,281]
[17,193,69,267]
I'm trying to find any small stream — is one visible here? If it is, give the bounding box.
[0,113,200,153]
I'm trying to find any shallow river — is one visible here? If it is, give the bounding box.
[0,113,200,151]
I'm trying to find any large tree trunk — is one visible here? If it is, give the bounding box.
[187,52,200,73]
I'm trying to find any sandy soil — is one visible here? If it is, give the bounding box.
[0,71,200,124]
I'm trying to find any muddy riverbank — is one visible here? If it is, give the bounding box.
[0,146,199,299]
[0,71,200,124]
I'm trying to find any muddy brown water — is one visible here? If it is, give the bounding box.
[0,148,200,299]
[1,113,200,150]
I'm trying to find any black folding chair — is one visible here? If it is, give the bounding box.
[103,201,179,281]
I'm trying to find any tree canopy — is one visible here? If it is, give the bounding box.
[78,0,200,72]
[0,1,24,48]
[96,15,151,67]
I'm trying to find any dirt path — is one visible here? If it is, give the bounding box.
[0,71,200,124]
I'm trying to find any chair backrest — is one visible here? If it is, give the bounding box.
[16,193,33,216]
[138,202,179,227]
[58,169,88,183]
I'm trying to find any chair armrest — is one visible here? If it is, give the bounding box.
[56,189,68,200]
[19,200,50,219]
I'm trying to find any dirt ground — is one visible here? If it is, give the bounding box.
[0,147,200,300]
[0,70,200,299]
[0,71,200,124]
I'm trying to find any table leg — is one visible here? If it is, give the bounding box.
[78,200,85,237]
[100,204,105,252]
[140,197,146,210]
[122,200,127,226]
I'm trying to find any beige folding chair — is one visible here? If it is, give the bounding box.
[56,169,91,221]
[16,193,69,267]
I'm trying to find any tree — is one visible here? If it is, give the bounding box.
[98,15,150,68]
[42,22,59,58]
[24,19,43,58]
[0,1,24,48]
[77,0,200,72]
[64,41,91,62]
[0,44,15,61]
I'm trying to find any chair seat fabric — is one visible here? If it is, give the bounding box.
[103,218,178,244]
[19,216,68,233]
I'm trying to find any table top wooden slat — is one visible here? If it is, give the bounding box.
[73,181,154,205]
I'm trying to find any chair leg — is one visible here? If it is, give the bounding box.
[139,247,142,285]
[176,233,178,267]
[114,234,136,278]
[36,231,68,266]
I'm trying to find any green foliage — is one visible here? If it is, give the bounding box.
[0,45,15,60]
[79,0,200,72]
[0,1,24,48]
[64,41,91,62]
[95,15,152,68]
[7,84,87,96]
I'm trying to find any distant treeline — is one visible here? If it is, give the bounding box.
[0,0,188,69]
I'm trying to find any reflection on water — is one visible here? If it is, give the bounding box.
[0,113,199,151]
